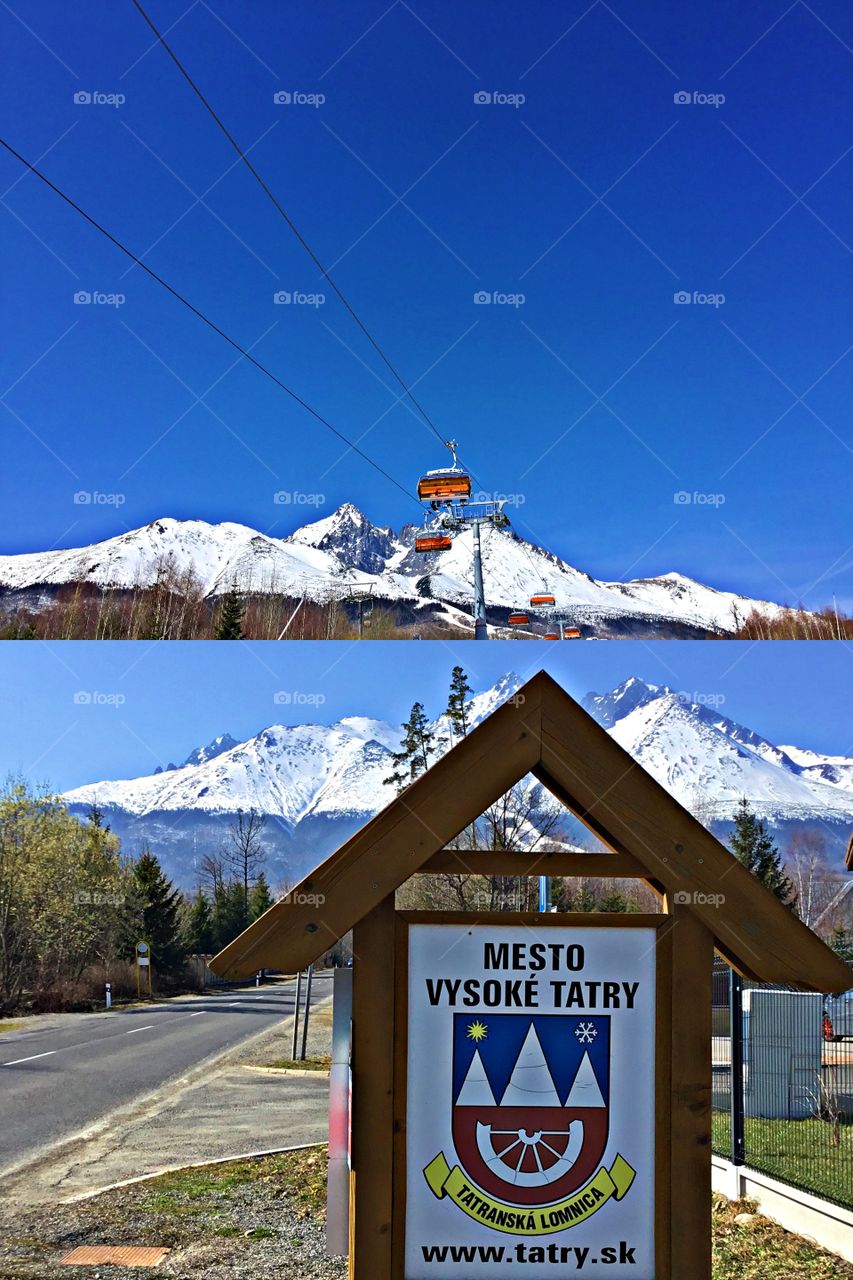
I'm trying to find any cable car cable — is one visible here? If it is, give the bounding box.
[0,135,418,506]
[129,0,452,454]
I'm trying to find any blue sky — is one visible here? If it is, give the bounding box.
[0,1,851,607]
[0,640,850,791]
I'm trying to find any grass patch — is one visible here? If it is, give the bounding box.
[712,1194,853,1278]
[141,1146,328,1222]
[712,1111,853,1208]
[0,1020,22,1034]
[262,1055,331,1072]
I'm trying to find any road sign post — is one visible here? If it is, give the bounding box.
[135,941,152,999]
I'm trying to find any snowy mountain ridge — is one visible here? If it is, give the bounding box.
[0,505,786,636]
[60,673,853,885]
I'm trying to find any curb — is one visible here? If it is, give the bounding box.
[241,1064,331,1078]
[62,1142,327,1202]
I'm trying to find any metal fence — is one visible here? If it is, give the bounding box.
[712,959,853,1209]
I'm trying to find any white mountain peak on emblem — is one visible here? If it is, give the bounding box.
[456,1048,498,1108]
[499,1025,562,1108]
[565,1051,606,1109]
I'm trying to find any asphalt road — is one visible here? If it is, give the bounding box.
[0,975,332,1177]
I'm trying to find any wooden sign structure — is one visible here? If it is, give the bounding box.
[211,672,850,1280]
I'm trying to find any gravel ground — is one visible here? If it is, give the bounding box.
[0,1150,346,1280]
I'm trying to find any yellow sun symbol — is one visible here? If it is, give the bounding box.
[467,1020,488,1042]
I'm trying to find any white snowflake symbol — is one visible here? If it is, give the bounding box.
[574,1022,597,1044]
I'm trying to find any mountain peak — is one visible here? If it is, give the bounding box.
[285,503,397,574]
[582,677,665,729]
[182,733,240,767]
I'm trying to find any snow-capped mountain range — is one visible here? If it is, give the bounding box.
[61,674,853,887]
[0,505,786,637]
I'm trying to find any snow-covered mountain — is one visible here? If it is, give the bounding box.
[61,674,853,886]
[0,505,786,637]
[581,677,853,828]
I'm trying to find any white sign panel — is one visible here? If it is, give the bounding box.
[405,924,657,1279]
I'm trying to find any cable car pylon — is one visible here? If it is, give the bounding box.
[416,441,508,640]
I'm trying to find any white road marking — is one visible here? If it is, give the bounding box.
[125,1025,155,1035]
[188,1011,206,1017]
[2,1050,57,1066]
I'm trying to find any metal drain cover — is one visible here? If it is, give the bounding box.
[60,1245,170,1267]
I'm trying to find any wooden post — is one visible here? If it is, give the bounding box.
[667,903,714,1280]
[350,895,396,1280]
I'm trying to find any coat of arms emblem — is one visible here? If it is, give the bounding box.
[424,1014,636,1235]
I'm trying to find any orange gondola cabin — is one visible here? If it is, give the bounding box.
[417,468,472,508]
[415,533,452,553]
[507,613,529,626]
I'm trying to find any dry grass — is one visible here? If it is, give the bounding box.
[712,1194,853,1278]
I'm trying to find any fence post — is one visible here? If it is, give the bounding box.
[730,971,745,1170]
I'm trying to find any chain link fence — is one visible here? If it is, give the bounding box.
[712,958,853,1209]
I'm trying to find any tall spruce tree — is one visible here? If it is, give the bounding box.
[184,890,216,954]
[728,797,795,906]
[383,702,436,792]
[213,881,247,950]
[215,590,245,640]
[446,666,473,742]
[829,925,853,969]
[131,849,187,973]
[248,872,274,921]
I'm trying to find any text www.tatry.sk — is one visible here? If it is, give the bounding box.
[420,1241,638,1265]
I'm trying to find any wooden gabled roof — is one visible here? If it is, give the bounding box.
[211,671,850,992]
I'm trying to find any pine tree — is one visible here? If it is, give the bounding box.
[213,882,247,949]
[248,872,274,921]
[829,925,853,969]
[383,702,436,792]
[446,666,473,742]
[728,798,795,906]
[131,849,187,974]
[184,891,216,954]
[215,590,245,640]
